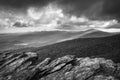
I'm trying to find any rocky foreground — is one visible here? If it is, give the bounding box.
[0,51,120,80]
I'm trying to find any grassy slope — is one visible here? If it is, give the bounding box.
[1,33,120,63]
[0,31,89,51]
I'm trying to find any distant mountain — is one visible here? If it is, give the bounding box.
[0,31,83,51]
[0,29,116,51]
[1,33,120,63]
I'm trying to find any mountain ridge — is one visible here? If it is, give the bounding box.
[1,33,120,62]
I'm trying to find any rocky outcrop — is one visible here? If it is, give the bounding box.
[0,51,120,80]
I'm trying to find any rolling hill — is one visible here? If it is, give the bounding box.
[1,33,120,63]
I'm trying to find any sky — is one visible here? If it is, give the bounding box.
[0,0,119,17]
[0,0,120,33]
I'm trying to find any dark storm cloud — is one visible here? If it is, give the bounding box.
[59,0,100,12]
[0,0,55,8]
[59,0,120,20]
[103,0,120,19]
[0,0,120,20]
[0,0,102,15]
[0,0,103,10]
[58,0,104,19]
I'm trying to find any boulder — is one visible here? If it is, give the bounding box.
[0,54,120,80]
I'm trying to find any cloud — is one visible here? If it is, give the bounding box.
[0,4,118,34]
[0,0,54,9]
[0,0,100,8]
[57,0,120,20]
[58,0,102,15]
[102,0,120,19]
[0,0,120,20]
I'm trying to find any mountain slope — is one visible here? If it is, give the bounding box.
[1,33,120,63]
[0,33,120,80]
[0,31,95,51]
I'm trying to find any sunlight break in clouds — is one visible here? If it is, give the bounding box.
[0,3,119,34]
[27,4,118,33]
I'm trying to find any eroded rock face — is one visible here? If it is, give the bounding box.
[0,52,120,80]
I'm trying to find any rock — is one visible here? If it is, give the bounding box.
[0,54,22,69]
[114,63,120,78]
[25,52,37,58]
[41,55,75,72]
[93,75,117,80]
[65,71,74,80]
[0,57,29,77]
[74,67,94,80]
[100,59,116,74]
[76,57,101,69]
[33,58,51,70]
[16,61,32,72]
[50,63,66,72]
[48,55,75,67]
[0,54,120,80]
[0,52,38,80]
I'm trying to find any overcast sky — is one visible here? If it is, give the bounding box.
[0,0,119,34]
[0,0,119,19]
